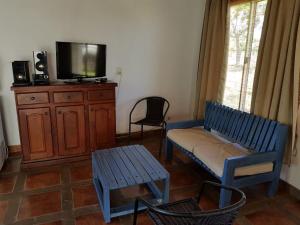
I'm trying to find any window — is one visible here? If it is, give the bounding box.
[222,0,267,112]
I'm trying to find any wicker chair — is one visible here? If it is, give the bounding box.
[133,181,246,225]
[129,96,170,156]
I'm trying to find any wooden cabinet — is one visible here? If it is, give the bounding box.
[56,105,86,156]
[18,108,54,160]
[89,103,116,150]
[11,82,117,167]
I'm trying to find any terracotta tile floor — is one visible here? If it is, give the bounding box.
[18,191,62,220]
[24,171,61,190]
[72,185,98,208]
[0,133,300,225]
[0,176,16,194]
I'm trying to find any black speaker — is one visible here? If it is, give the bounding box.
[32,51,49,85]
[12,61,31,86]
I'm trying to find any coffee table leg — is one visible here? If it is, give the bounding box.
[103,187,111,223]
[162,177,170,203]
[93,178,111,223]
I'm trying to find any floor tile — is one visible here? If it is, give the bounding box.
[169,168,201,189]
[70,164,92,182]
[0,176,16,193]
[169,188,199,202]
[39,221,63,225]
[246,206,298,225]
[134,212,154,225]
[174,150,194,164]
[119,185,149,200]
[72,185,98,208]
[283,200,300,219]
[1,157,21,174]
[75,212,120,225]
[18,191,61,220]
[24,171,61,190]
[0,200,8,223]
[199,195,219,210]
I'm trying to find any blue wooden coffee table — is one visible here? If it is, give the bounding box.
[92,145,170,223]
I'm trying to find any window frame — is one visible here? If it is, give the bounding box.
[224,0,267,112]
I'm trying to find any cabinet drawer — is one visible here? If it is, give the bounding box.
[88,90,114,101]
[17,92,49,105]
[53,92,83,103]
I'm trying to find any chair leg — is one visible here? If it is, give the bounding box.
[128,123,132,144]
[133,199,139,225]
[159,127,164,158]
[166,139,173,161]
[141,124,144,139]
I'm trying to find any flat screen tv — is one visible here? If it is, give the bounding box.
[56,41,106,81]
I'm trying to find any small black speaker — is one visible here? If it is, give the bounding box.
[12,61,31,86]
[33,51,49,85]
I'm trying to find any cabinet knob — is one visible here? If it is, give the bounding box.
[58,111,62,114]
[44,112,48,116]
[67,95,71,99]
[31,96,36,100]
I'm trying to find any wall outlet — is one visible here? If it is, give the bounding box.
[116,67,122,76]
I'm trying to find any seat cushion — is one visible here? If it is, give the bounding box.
[167,128,224,153]
[193,142,273,177]
[167,128,273,177]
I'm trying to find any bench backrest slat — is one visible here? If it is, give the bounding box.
[250,118,265,149]
[225,110,238,137]
[228,111,243,139]
[245,116,261,148]
[255,120,271,151]
[220,107,232,133]
[233,113,246,140]
[240,114,256,145]
[260,121,277,152]
[204,101,288,153]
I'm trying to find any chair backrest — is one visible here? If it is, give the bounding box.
[148,210,241,225]
[145,97,169,122]
[203,101,289,153]
[144,181,246,225]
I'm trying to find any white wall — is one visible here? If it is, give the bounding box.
[0,0,206,145]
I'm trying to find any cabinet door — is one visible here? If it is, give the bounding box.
[89,103,116,150]
[19,108,54,161]
[56,105,86,156]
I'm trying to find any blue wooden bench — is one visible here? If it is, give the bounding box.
[92,145,170,223]
[166,101,289,208]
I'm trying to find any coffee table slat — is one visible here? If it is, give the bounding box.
[122,146,152,183]
[117,148,144,184]
[138,145,169,178]
[130,145,160,180]
[102,150,128,188]
[110,149,137,186]
[95,152,119,189]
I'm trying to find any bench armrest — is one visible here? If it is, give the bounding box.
[166,120,204,131]
[224,151,277,170]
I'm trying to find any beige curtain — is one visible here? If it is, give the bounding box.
[194,0,229,119]
[251,0,300,163]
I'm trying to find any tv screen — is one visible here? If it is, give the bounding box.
[56,42,106,79]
